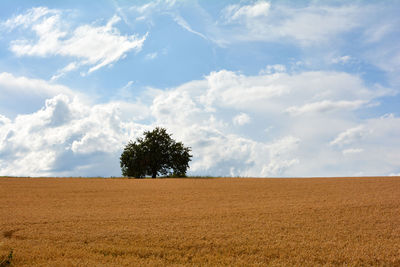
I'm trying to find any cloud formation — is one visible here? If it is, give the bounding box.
[0,2,399,178]
[1,68,398,177]
[0,93,149,176]
[3,7,147,77]
[0,72,78,117]
[218,2,364,45]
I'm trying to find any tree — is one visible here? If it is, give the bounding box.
[120,127,192,178]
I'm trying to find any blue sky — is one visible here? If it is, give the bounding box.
[0,0,399,177]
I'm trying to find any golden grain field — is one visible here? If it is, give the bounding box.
[1,177,400,266]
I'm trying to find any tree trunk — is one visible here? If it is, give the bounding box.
[152,171,157,178]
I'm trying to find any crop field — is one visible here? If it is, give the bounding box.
[1,177,400,266]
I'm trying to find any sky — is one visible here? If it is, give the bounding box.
[0,0,399,177]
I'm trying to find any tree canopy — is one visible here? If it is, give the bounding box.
[120,127,192,178]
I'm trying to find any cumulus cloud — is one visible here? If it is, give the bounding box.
[215,1,400,92]
[201,70,387,117]
[261,136,299,176]
[0,115,11,126]
[0,68,399,177]
[3,7,147,76]
[0,94,150,176]
[0,72,80,117]
[326,114,400,175]
[146,69,397,177]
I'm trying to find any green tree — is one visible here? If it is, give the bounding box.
[120,127,192,178]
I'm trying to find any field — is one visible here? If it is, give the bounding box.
[1,177,400,266]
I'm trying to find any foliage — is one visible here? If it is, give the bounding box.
[120,127,192,178]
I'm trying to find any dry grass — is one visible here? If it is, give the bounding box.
[1,177,400,266]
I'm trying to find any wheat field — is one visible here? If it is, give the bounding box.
[1,177,400,266]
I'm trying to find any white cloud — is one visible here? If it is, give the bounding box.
[146,69,397,177]
[113,80,136,100]
[0,72,74,97]
[364,43,400,74]
[51,62,79,81]
[327,114,400,175]
[233,113,251,126]
[2,7,56,29]
[4,8,147,75]
[0,68,399,177]
[261,136,299,176]
[0,94,150,176]
[364,21,394,44]
[330,126,366,147]
[0,115,11,126]
[172,14,208,40]
[10,10,66,57]
[222,2,270,22]
[201,70,384,116]
[277,6,361,45]
[0,72,82,117]
[128,1,209,41]
[286,100,366,116]
[215,1,400,91]
[218,2,364,46]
